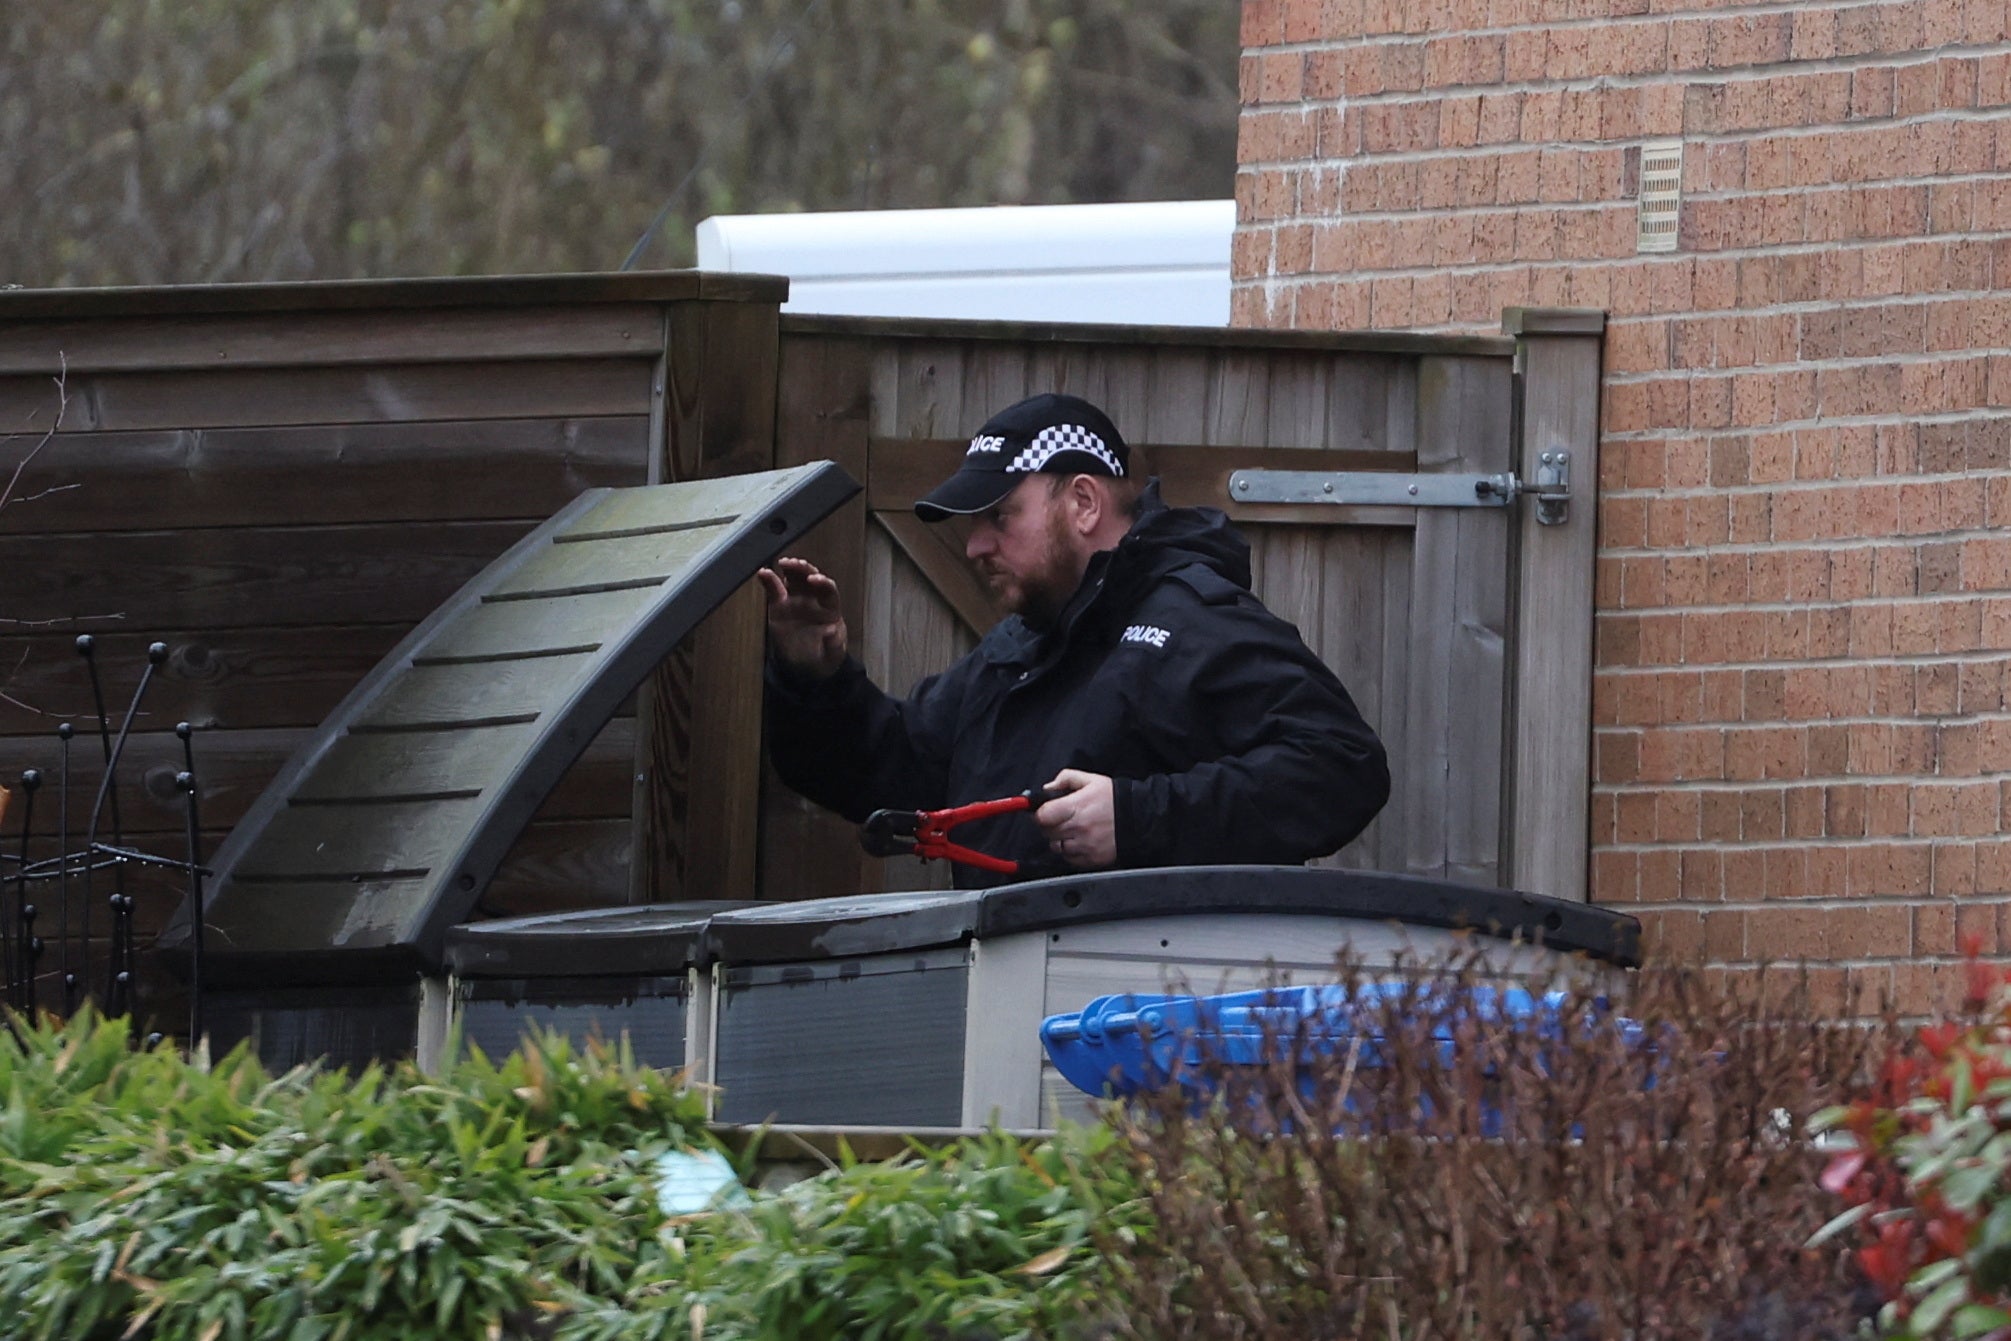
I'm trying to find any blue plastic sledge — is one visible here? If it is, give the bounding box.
[1041,983,1644,1127]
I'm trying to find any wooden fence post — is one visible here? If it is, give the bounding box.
[1501,307,1605,903]
[631,297,781,904]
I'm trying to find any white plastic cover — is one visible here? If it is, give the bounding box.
[695,199,1233,326]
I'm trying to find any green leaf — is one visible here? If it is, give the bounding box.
[1944,1162,2000,1213]
[1808,1201,1874,1248]
[1953,1303,2011,1338]
[1914,1274,1973,1335]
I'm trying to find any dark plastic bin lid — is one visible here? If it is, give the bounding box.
[443,901,756,978]
[700,867,1639,967]
[700,891,984,965]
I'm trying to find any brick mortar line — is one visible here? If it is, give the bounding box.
[1599,617,2011,632]
[1244,0,1985,54]
[1596,648,2011,668]
[1605,349,2011,380]
[1597,723,2011,739]
[1247,38,2011,107]
[1250,226,2011,264]
[1597,536,2011,551]
[1592,585,2011,607]
[1592,667,2010,687]
[1238,142,2011,185]
[1272,277,2011,323]
[1600,462,2011,476]
[1595,657,2011,674]
[1600,850,2005,865]
[1251,243,2011,276]
[1595,890,1996,907]
[1601,861,2006,877]
[1243,80,1980,124]
[1596,667,2011,680]
[1242,134,2011,178]
[1246,39,1976,76]
[1658,959,1995,974]
[1339,61,2011,107]
[1604,775,2011,792]
[1246,196,2011,221]
[1603,477,2011,498]
[1598,427,2011,447]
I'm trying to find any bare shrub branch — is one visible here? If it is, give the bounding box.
[1096,951,1901,1340]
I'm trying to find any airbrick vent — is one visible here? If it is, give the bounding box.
[1637,139,1683,254]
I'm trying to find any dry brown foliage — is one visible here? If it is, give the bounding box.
[1095,953,1902,1341]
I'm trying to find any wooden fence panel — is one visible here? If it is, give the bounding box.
[758,317,1559,901]
[0,285,1596,969]
[0,276,785,974]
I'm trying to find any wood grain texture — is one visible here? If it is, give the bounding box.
[867,438,1407,523]
[765,325,1538,897]
[1506,323,1604,903]
[761,334,876,901]
[872,510,1005,639]
[633,299,781,906]
[0,521,535,631]
[0,305,665,376]
[0,417,647,536]
[0,626,403,735]
[679,580,768,901]
[0,272,780,322]
[1401,356,1513,885]
[1142,347,1213,444]
[1205,350,1272,447]
[0,359,655,433]
[779,312,1515,359]
[486,817,633,916]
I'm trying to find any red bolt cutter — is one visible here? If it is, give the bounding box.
[860,787,1060,875]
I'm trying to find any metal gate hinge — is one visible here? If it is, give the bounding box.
[1229,451,1571,526]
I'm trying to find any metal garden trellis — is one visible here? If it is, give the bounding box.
[1,634,209,1045]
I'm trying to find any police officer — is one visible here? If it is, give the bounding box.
[761,392,1389,885]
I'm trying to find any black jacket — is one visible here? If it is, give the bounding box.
[765,487,1391,886]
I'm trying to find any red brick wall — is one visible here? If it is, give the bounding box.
[1237,0,2011,1011]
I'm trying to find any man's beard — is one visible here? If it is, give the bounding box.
[983,507,1081,630]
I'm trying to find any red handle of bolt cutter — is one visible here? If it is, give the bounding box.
[913,836,1022,874]
[907,787,1060,874]
[918,793,1037,831]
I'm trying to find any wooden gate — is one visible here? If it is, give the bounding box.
[758,311,1603,905]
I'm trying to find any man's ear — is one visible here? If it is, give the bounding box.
[1065,473,1103,534]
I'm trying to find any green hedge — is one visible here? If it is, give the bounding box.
[0,1013,1130,1341]
[0,960,1911,1341]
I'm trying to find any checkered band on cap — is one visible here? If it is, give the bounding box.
[1007,424,1125,477]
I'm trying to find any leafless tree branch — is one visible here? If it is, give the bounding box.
[0,355,67,516]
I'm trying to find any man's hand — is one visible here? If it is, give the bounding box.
[758,557,847,681]
[1036,769,1117,869]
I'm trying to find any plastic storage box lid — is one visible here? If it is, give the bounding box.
[443,901,756,978]
[700,866,1641,967]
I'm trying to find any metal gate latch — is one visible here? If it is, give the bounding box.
[1230,450,1571,526]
